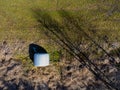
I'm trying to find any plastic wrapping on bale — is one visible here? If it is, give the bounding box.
[34,53,49,67]
[29,43,49,67]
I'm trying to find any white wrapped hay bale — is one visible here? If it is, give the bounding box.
[34,53,49,67]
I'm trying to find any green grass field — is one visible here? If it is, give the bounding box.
[0,0,120,58]
[0,0,119,40]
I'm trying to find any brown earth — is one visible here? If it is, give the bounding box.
[0,41,120,90]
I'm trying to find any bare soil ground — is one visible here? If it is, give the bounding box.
[0,41,120,90]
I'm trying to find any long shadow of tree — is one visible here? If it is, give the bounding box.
[0,78,51,90]
[1,78,34,90]
[33,9,118,90]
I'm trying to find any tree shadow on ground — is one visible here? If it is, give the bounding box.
[33,9,118,90]
[1,78,68,90]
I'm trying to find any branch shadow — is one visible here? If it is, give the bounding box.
[33,9,118,90]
